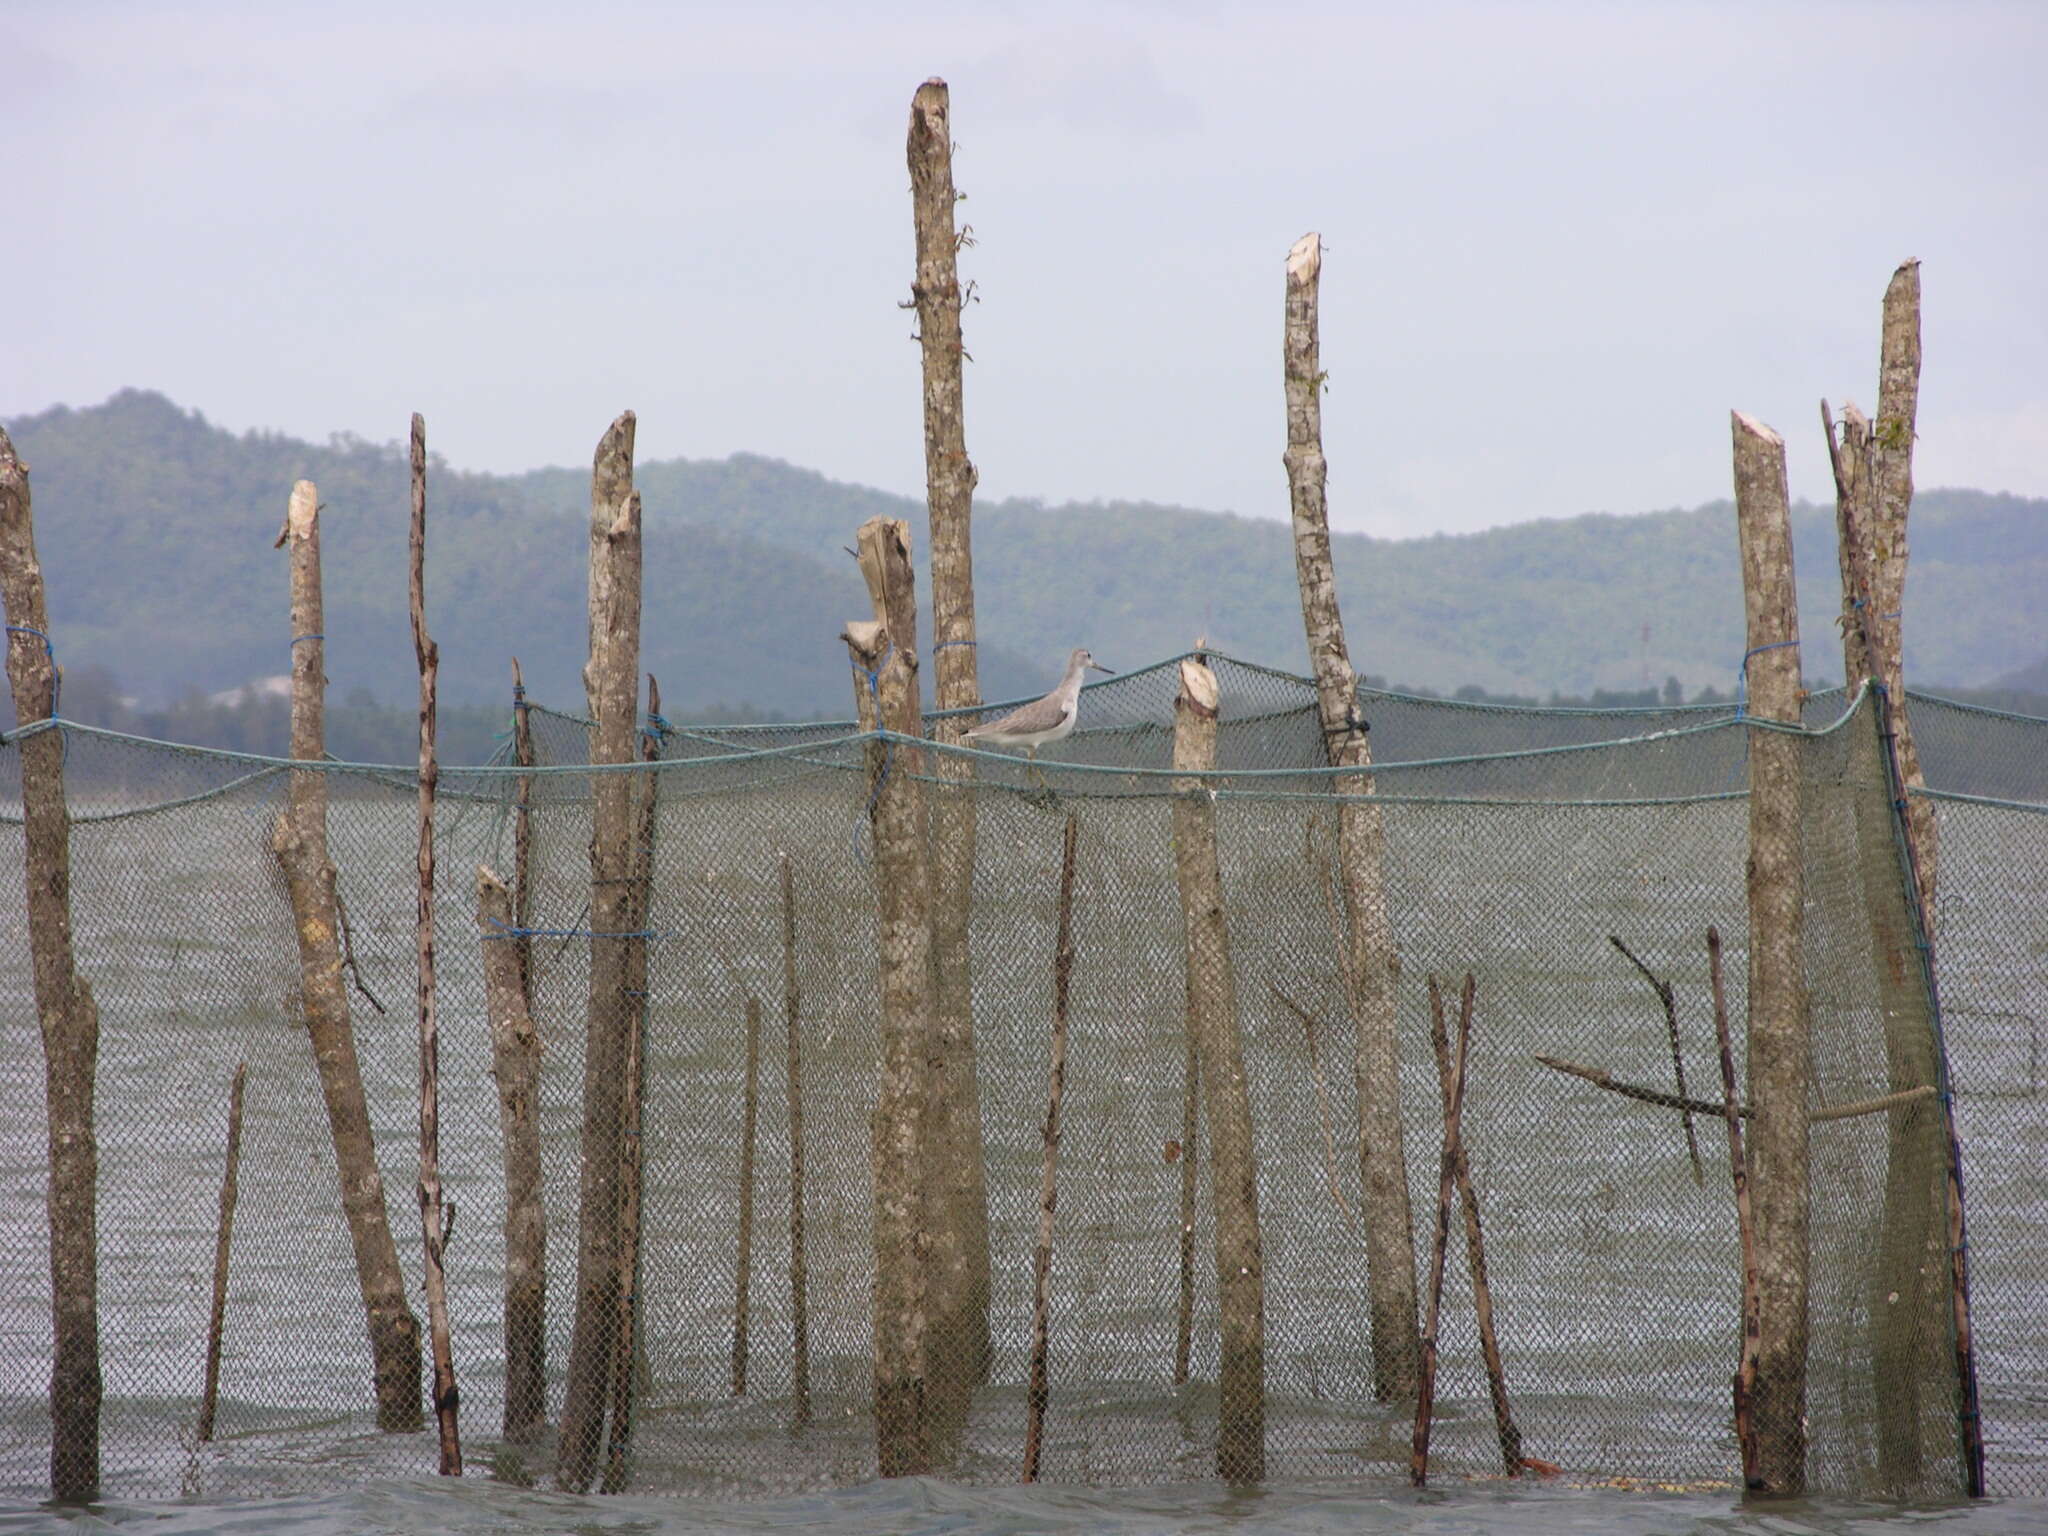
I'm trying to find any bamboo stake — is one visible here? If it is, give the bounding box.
[843,517,935,1477]
[477,867,546,1441]
[410,414,462,1477]
[557,412,641,1493]
[1731,409,1810,1495]
[1427,979,1522,1477]
[269,477,422,1434]
[1710,927,1763,1490]
[1023,814,1080,1482]
[781,854,812,1429]
[1411,975,1472,1487]
[197,1062,247,1445]
[1,427,104,1499]
[909,78,993,1430]
[1608,936,1703,1185]
[603,673,664,1495]
[1170,654,1265,1483]
[733,994,762,1397]
[1282,232,1419,1400]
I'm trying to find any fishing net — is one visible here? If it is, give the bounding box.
[1,657,2040,1500]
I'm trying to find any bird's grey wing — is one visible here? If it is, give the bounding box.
[971,693,1068,736]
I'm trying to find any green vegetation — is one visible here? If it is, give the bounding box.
[5,390,2044,743]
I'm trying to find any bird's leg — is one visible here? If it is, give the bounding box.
[1026,744,1049,792]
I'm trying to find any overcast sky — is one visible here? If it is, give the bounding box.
[4,0,2042,536]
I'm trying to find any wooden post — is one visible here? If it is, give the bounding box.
[557,412,642,1492]
[780,854,812,1430]
[843,516,935,1477]
[603,673,664,1495]
[732,995,762,1397]
[1426,977,1522,1477]
[0,428,103,1500]
[197,1062,248,1445]
[1023,814,1080,1483]
[1412,975,1472,1487]
[410,415,462,1476]
[1731,410,1810,1494]
[1170,654,1265,1483]
[1709,927,1763,1489]
[476,867,547,1441]
[269,477,422,1434]
[1173,1021,1199,1389]
[1281,232,1419,1400]
[908,77,993,1429]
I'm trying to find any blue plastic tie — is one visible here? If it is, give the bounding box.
[5,624,62,731]
[932,639,977,653]
[292,633,325,646]
[1734,638,1799,720]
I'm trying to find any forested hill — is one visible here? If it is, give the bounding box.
[6,390,2044,724]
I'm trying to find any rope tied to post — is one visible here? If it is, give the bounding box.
[1735,638,1800,721]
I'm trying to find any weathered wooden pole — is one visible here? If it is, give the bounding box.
[557,412,642,1492]
[0,428,104,1499]
[410,415,462,1476]
[1426,977,1522,1478]
[1281,231,1419,1400]
[843,516,935,1477]
[269,477,422,1434]
[602,672,664,1496]
[780,853,812,1430]
[1412,974,1472,1487]
[733,994,762,1397]
[1170,654,1265,1483]
[1709,926,1763,1489]
[908,77,993,1432]
[476,867,547,1440]
[197,1062,248,1445]
[1731,410,1810,1495]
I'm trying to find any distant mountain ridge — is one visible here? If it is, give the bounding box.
[6,389,2043,718]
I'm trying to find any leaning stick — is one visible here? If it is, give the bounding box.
[732,994,762,1396]
[780,854,811,1429]
[1173,1003,1199,1387]
[1535,1055,1935,1124]
[1609,936,1702,1184]
[1412,973,1473,1486]
[1023,814,1081,1482]
[1267,983,1356,1227]
[1710,926,1763,1488]
[510,657,536,1002]
[197,1062,248,1444]
[1428,980,1523,1477]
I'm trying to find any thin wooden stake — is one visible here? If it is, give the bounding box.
[1173,1000,1199,1388]
[1609,936,1703,1185]
[1412,975,1472,1487]
[733,994,763,1397]
[1710,927,1763,1490]
[410,413,462,1477]
[781,854,812,1430]
[1267,984,1356,1228]
[1427,980,1522,1477]
[510,656,536,1003]
[197,1062,248,1445]
[1023,814,1080,1483]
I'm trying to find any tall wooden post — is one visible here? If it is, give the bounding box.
[1,428,104,1499]
[410,415,462,1476]
[1731,411,1810,1494]
[843,516,935,1477]
[1170,654,1266,1483]
[1280,232,1419,1399]
[907,72,993,1438]
[269,477,422,1434]
[557,413,643,1492]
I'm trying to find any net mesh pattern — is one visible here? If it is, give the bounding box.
[1,660,2040,1500]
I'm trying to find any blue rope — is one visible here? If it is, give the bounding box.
[292,633,324,646]
[5,624,61,734]
[851,644,895,860]
[1734,639,1799,721]
[932,639,977,653]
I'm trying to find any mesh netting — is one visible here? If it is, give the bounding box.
[1,658,2040,1501]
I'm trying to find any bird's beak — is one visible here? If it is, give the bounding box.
[1090,661,1116,675]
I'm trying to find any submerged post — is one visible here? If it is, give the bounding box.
[558,412,643,1492]
[410,414,462,1476]
[2,431,103,1498]
[269,477,422,1434]
[477,867,547,1440]
[1170,654,1265,1483]
[908,77,993,1434]
[843,516,935,1476]
[1281,231,1419,1399]
[1731,410,1810,1495]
